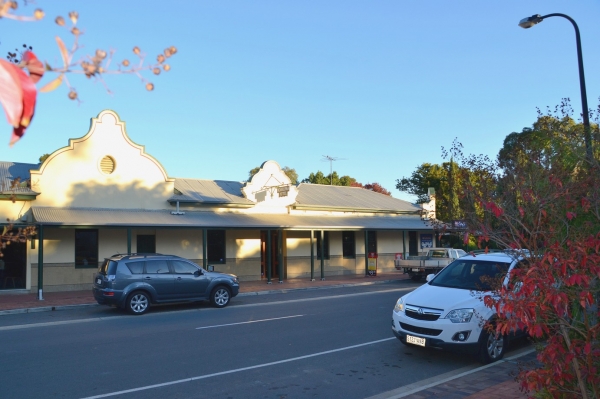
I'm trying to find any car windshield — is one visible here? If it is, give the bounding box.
[429,259,511,291]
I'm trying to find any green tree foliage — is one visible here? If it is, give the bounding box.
[39,153,50,163]
[248,165,299,184]
[395,160,463,221]
[301,171,358,186]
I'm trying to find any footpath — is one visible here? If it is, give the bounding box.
[0,273,533,398]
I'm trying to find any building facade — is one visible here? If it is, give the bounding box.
[0,110,437,295]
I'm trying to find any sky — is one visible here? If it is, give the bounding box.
[3,1,600,203]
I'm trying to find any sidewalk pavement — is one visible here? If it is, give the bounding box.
[0,272,533,399]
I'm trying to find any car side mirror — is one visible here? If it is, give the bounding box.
[194,270,202,277]
[426,274,435,282]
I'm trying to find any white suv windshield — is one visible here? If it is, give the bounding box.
[429,259,511,291]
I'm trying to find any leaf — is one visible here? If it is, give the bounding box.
[55,36,69,68]
[39,75,64,93]
[0,59,24,128]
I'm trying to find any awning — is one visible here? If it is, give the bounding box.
[31,206,434,231]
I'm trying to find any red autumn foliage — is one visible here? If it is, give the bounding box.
[448,104,600,398]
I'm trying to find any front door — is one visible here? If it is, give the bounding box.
[0,230,26,290]
[260,230,281,279]
[408,231,418,256]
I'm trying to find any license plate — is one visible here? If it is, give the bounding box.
[406,335,426,347]
[96,278,102,285]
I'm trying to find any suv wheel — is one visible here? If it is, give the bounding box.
[478,328,506,364]
[127,291,150,315]
[210,286,231,308]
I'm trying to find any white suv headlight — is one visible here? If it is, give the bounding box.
[394,297,405,313]
[445,308,474,323]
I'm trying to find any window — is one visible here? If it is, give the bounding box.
[171,260,198,274]
[137,235,156,253]
[75,229,98,268]
[126,261,144,274]
[145,260,170,274]
[207,230,226,264]
[367,231,377,254]
[342,231,355,258]
[316,231,329,260]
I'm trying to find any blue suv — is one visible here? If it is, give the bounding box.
[93,253,240,315]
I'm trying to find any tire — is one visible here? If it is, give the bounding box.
[411,274,422,282]
[126,291,150,315]
[478,328,507,364]
[210,286,231,308]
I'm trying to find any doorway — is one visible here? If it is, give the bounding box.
[260,230,282,279]
[408,231,418,256]
[0,230,27,290]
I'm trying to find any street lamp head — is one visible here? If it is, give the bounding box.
[519,14,544,29]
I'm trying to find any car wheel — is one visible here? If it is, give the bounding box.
[411,274,422,282]
[126,291,150,315]
[478,328,506,364]
[210,286,231,308]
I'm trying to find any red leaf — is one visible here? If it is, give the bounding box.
[0,59,24,128]
[566,212,576,221]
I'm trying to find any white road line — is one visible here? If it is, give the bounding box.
[80,337,396,399]
[196,314,305,329]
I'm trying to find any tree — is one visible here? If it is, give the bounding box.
[1,1,178,145]
[450,103,600,398]
[301,170,357,186]
[248,165,298,184]
[395,159,465,221]
[39,153,50,163]
[362,183,391,196]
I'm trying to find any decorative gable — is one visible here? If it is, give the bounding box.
[29,110,174,209]
[242,161,298,206]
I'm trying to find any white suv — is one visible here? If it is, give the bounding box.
[392,252,523,363]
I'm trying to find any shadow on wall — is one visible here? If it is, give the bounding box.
[66,179,172,209]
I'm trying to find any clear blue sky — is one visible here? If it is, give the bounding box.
[4,1,599,202]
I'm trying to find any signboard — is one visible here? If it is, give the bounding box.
[367,252,378,276]
[420,234,433,249]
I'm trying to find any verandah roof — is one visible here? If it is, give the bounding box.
[31,206,433,231]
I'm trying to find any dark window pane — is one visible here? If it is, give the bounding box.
[342,231,355,258]
[207,230,226,264]
[137,235,156,253]
[145,260,170,274]
[367,231,377,254]
[316,231,329,260]
[75,230,98,268]
[126,261,145,274]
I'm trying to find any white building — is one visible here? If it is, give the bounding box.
[0,110,437,295]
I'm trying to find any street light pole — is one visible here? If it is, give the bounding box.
[519,13,593,162]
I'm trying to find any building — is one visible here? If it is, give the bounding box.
[0,110,437,296]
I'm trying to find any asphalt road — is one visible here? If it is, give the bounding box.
[0,282,503,399]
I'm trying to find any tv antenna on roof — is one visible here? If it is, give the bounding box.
[321,155,347,185]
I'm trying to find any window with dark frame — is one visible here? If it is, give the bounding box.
[75,229,98,268]
[207,230,226,264]
[316,231,329,260]
[367,231,377,254]
[342,231,355,258]
[136,235,156,254]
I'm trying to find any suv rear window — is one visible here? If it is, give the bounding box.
[98,259,118,275]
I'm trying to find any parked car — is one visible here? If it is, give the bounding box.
[395,247,467,281]
[391,252,525,363]
[93,253,240,315]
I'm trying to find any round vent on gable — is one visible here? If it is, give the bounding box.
[100,156,116,174]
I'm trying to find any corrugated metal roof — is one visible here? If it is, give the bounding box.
[31,206,433,230]
[170,179,253,205]
[0,161,39,194]
[295,184,420,213]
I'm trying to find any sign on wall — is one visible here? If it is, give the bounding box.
[420,234,433,249]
